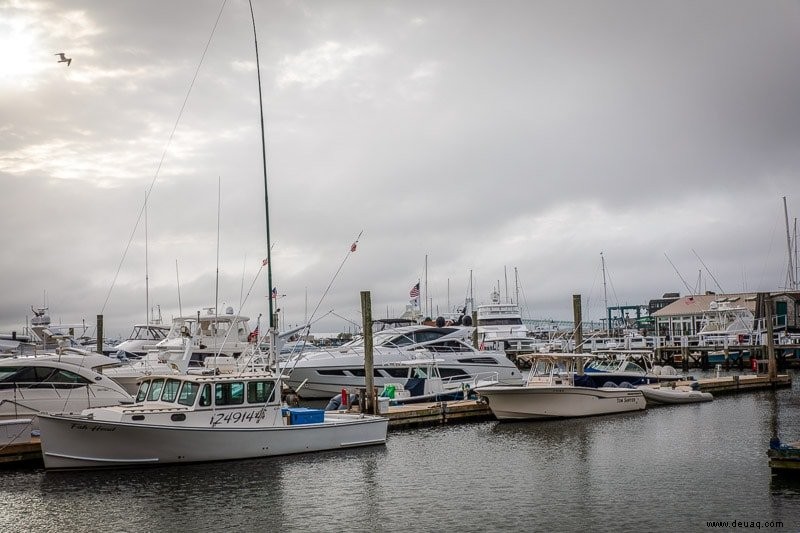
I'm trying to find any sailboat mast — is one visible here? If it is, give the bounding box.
[249,0,274,329]
[783,196,795,290]
[145,192,150,326]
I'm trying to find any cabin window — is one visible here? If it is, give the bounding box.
[456,357,499,365]
[45,369,90,388]
[439,368,469,379]
[161,379,181,402]
[347,368,382,377]
[382,368,409,378]
[317,369,347,376]
[215,382,245,405]
[147,379,165,401]
[177,382,200,406]
[136,381,150,403]
[247,381,276,403]
[199,384,212,406]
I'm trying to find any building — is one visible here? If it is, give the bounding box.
[651,291,800,338]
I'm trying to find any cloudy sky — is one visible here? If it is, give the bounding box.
[1,0,799,339]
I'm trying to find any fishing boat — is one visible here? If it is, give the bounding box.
[38,371,387,470]
[474,353,646,421]
[577,349,685,388]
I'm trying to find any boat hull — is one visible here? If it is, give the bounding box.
[475,385,646,420]
[38,412,388,470]
[638,386,713,405]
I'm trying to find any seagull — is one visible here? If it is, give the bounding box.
[55,53,72,66]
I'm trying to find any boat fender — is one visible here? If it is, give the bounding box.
[619,381,635,389]
[751,356,758,372]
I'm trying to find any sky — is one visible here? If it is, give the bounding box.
[1,0,799,340]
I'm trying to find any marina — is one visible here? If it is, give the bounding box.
[3,1,800,531]
[0,370,798,531]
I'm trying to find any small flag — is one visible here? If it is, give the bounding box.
[684,296,694,305]
[262,258,268,266]
[248,326,259,343]
[271,287,278,299]
[409,282,420,298]
[350,242,357,252]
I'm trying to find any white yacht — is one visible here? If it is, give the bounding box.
[476,290,541,354]
[282,324,523,399]
[0,351,133,428]
[38,370,388,470]
[111,323,171,358]
[104,307,255,394]
[697,299,756,344]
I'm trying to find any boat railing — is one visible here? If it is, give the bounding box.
[0,381,125,399]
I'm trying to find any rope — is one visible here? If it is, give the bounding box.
[99,0,230,315]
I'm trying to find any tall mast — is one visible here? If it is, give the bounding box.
[249,0,273,329]
[424,254,428,318]
[504,266,508,303]
[783,196,795,290]
[145,191,150,325]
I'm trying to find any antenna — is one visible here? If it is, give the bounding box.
[175,259,183,317]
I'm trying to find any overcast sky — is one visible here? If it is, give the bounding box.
[1,0,799,339]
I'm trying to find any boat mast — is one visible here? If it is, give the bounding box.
[504,265,509,303]
[783,196,795,290]
[145,191,150,326]
[424,254,428,318]
[601,252,608,331]
[248,1,274,331]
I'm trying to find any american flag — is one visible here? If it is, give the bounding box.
[271,287,278,299]
[409,282,420,298]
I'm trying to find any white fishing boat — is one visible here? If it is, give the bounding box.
[0,351,133,428]
[475,353,646,421]
[38,371,387,470]
[104,307,255,394]
[637,383,713,405]
[476,289,541,354]
[282,324,523,399]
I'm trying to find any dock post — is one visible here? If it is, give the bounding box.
[96,314,104,354]
[360,291,376,414]
[764,294,777,382]
[472,311,478,348]
[572,294,583,354]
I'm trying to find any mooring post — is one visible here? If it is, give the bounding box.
[572,294,583,354]
[472,311,478,348]
[765,294,777,382]
[96,314,104,354]
[360,291,375,414]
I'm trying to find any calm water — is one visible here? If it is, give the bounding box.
[2,371,799,532]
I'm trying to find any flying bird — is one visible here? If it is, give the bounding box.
[55,53,72,66]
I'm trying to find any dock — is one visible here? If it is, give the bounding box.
[0,372,792,466]
[384,399,492,429]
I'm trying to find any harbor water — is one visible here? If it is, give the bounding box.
[1,371,799,532]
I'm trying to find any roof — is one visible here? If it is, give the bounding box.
[651,293,758,317]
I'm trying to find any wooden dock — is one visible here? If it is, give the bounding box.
[0,437,41,466]
[0,373,791,466]
[384,399,492,429]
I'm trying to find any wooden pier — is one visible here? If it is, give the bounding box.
[0,372,792,466]
[384,399,492,429]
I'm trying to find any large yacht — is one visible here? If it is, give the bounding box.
[281,324,524,399]
[476,290,542,354]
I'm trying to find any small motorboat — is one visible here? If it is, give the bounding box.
[637,384,713,405]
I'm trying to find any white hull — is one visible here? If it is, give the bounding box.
[476,385,646,420]
[287,362,521,399]
[638,386,713,405]
[39,412,387,470]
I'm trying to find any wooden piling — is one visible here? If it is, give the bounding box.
[764,294,777,382]
[96,314,103,354]
[360,291,376,414]
[572,294,583,354]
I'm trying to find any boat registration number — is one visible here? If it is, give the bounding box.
[210,410,266,426]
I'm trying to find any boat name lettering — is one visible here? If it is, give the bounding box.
[69,423,117,432]
[210,410,265,426]
[616,397,638,403]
